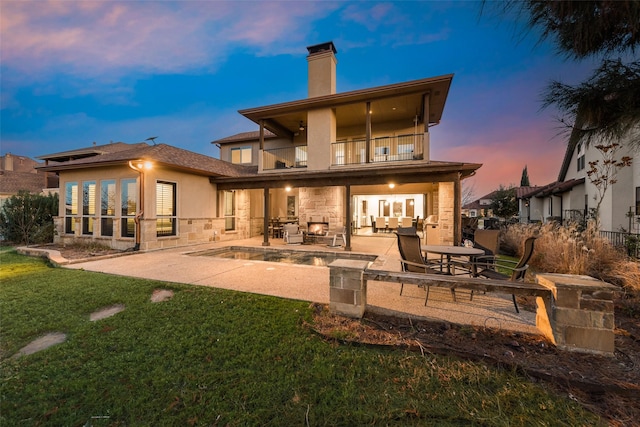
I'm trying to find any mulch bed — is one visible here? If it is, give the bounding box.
[309,294,640,426]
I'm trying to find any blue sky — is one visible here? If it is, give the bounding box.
[0,1,596,197]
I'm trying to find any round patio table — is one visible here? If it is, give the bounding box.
[421,245,485,274]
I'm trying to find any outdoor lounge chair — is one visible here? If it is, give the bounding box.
[282,223,304,244]
[395,231,451,306]
[473,236,537,313]
[322,226,347,247]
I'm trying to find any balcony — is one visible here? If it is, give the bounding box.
[263,146,308,171]
[331,134,424,166]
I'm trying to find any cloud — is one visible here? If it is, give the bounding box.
[0,1,339,80]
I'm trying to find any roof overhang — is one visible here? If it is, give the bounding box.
[239,74,453,137]
[211,161,480,191]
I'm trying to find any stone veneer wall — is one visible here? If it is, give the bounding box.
[298,186,345,232]
[536,273,618,356]
[437,182,454,245]
[329,265,619,356]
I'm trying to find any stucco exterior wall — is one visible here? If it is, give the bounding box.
[54,165,220,251]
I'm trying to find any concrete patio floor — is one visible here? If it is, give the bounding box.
[65,234,538,335]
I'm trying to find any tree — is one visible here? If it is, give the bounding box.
[491,185,519,219]
[585,142,633,221]
[490,1,640,149]
[520,165,530,186]
[0,191,59,245]
[462,179,476,207]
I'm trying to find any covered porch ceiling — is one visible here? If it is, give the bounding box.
[239,74,453,137]
[211,160,480,191]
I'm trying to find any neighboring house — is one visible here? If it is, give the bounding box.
[0,153,57,208]
[518,131,640,234]
[37,41,481,251]
[462,191,496,218]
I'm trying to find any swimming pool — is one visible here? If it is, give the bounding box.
[189,246,377,267]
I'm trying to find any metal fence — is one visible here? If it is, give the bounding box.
[600,230,640,258]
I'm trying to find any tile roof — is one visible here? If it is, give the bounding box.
[37,142,142,163]
[213,130,277,145]
[0,171,50,194]
[37,143,258,178]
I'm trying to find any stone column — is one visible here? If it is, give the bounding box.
[328,260,370,318]
[536,273,618,356]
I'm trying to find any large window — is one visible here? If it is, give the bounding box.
[82,181,96,235]
[121,178,137,238]
[156,181,176,237]
[100,179,116,237]
[231,147,252,164]
[223,190,236,231]
[64,182,78,234]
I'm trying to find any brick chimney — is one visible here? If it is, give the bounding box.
[306,41,337,98]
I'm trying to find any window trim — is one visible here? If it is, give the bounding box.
[64,182,78,234]
[156,180,177,237]
[231,146,252,164]
[121,178,137,238]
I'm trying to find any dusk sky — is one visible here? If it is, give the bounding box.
[1,1,598,198]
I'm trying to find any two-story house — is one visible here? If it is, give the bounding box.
[213,42,480,248]
[37,42,481,251]
[518,129,639,233]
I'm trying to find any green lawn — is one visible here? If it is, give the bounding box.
[0,249,599,426]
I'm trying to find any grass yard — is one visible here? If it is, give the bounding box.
[0,249,600,426]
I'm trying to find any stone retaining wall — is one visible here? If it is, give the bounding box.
[328,262,618,356]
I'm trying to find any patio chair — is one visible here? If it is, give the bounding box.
[376,217,387,233]
[401,217,413,228]
[282,223,304,244]
[396,226,417,236]
[323,226,347,247]
[473,236,537,313]
[450,229,501,274]
[387,217,399,232]
[395,232,452,306]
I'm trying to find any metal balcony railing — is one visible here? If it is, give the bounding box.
[263,146,308,171]
[331,134,424,166]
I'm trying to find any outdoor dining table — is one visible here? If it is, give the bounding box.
[421,244,485,275]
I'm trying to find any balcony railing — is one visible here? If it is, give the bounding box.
[331,134,424,166]
[263,146,308,171]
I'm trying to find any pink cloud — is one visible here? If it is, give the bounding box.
[0,1,339,79]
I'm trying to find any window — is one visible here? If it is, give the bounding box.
[577,143,585,172]
[636,187,640,215]
[100,180,116,237]
[64,182,78,234]
[121,178,137,238]
[223,190,236,231]
[82,181,96,235]
[156,181,176,236]
[231,147,252,164]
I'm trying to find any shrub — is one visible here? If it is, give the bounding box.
[501,221,639,290]
[0,191,58,245]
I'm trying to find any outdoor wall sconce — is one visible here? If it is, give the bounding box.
[299,121,306,131]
